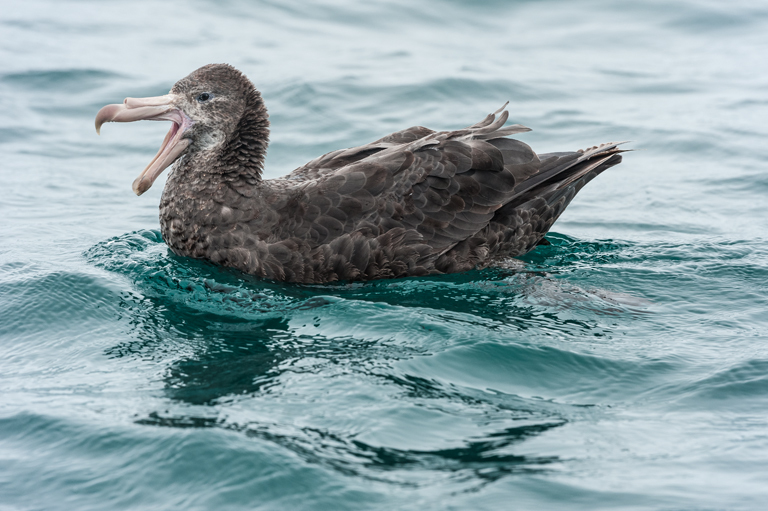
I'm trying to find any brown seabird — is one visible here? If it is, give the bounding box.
[95,64,626,283]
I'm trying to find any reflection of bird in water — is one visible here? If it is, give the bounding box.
[96,64,626,283]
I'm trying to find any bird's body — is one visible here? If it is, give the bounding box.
[96,64,625,283]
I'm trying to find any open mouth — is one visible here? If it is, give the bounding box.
[95,95,193,195]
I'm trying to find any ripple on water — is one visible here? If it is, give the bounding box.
[675,359,768,409]
[84,230,305,320]
[77,230,664,490]
[0,264,120,340]
[0,68,124,92]
[0,411,341,511]
[74,226,768,504]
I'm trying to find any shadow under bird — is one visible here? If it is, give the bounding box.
[95,64,626,283]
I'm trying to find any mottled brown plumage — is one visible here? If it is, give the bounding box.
[96,64,626,283]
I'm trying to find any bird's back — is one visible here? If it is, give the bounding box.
[188,107,625,283]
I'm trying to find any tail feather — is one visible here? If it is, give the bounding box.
[513,142,628,198]
[500,148,623,214]
[538,152,623,209]
[479,143,625,260]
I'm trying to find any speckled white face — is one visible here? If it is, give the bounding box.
[195,129,226,151]
[178,90,238,154]
[170,69,251,150]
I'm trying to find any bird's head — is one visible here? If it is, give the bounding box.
[95,64,268,195]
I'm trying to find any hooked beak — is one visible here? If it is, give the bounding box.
[95,95,193,195]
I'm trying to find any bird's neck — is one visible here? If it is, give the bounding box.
[159,155,268,259]
[213,87,271,182]
[158,89,271,258]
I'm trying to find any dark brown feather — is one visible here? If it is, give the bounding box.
[155,64,627,283]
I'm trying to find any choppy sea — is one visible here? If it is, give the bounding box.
[2,1,768,509]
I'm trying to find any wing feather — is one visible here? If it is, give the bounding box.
[247,105,626,281]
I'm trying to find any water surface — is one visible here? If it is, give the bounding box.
[2,1,768,509]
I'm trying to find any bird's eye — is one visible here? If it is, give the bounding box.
[196,92,214,103]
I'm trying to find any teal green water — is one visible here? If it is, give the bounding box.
[2,1,768,509]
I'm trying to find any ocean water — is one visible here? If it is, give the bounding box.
[1,0,768,509]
